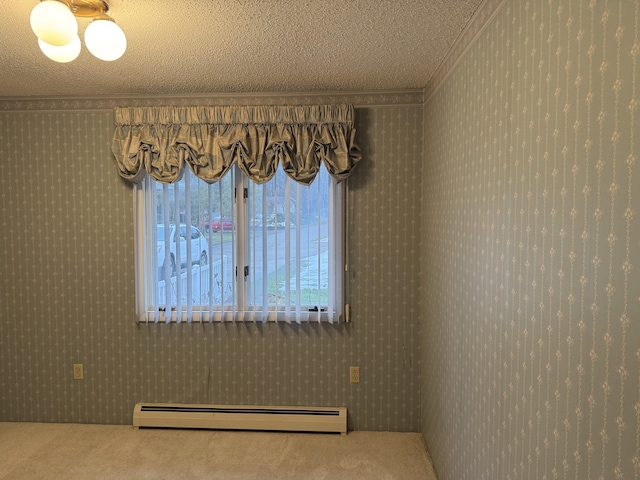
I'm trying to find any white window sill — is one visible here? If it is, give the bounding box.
[137,308,344,324]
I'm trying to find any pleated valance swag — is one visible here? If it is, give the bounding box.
[111,104,362,186]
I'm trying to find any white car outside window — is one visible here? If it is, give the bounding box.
[157,224,209,277]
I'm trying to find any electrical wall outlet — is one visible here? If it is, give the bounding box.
[73,363,83,380]
[349,366,360,384]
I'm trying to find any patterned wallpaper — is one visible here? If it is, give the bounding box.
[422,1,640,480]
[0,99,423,432]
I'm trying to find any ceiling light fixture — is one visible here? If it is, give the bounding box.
[30,0,126,63]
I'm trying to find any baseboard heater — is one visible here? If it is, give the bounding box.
[133,402,347,434]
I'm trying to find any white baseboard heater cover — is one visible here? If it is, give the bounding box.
[133,402,347,434]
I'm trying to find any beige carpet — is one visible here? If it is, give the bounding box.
[0,423,437,479]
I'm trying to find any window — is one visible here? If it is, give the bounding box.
[114,103,361,324]
[134,164,346,323]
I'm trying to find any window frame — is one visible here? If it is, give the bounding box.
[133,165,349,324]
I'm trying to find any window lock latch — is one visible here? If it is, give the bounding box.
[308,306,327,312]
[235,266,249,278]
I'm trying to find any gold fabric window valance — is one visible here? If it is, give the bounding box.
[111,104,361,185]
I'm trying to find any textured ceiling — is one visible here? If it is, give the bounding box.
[0,0,483,98]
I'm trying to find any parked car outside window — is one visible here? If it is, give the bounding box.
[266,213,294,230]
[157,224,209,277]
[200,216,234,232]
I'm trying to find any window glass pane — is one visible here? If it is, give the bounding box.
[154,169,235,309]
[138,164,340,323]
[246,167,330,309]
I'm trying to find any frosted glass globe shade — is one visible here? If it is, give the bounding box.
[38,36,81,63]
[84,19,127,61]
[30,1,78,47]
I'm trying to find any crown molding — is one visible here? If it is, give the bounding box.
[0,90,424,112]
[424,0,508,102]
